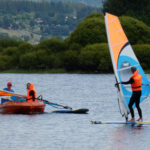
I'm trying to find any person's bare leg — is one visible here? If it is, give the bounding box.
[136,118,143,122]
[128,118,135,122]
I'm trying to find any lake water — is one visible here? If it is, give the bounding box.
[0,73,150,150]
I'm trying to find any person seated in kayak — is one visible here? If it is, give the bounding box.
[26,83,37,102]
[1,82,14,104]
[116,67,143,122]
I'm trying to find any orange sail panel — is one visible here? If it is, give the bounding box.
[106,13,128,67]
[0,90,26,97]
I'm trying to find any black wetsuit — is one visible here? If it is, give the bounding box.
[122,78,142,118]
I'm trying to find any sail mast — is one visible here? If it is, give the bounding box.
[104,13,129,120]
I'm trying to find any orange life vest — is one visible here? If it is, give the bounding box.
[131,70,142,91]
[27,84,37,102]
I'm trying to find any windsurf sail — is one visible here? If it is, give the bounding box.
[0,90,26,97]
[105,13,150,120]
[0,90,26,102]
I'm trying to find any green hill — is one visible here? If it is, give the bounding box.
[0,0,99,43]
[14,0,103,7]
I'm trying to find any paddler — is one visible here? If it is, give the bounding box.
[116,67,143,122]
[26,83,37,102]
[1,82,14,104]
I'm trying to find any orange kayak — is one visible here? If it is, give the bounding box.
[0,101,45,114]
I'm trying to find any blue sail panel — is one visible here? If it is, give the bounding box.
[118,55,150,108]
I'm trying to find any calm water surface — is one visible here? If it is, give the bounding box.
[0,73,150,150]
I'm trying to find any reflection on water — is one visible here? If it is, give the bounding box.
[0,74,150,150]
[107,125,145,150]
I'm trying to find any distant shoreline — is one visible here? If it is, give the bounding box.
[0,69,67,74]
[0,69,150,74]
[0,69,110,74]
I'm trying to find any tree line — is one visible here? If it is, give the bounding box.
[103,0,150,26]
[0,13,150,73]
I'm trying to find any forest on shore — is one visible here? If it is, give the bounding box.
[0,0,150,73]
[0,0,99,43]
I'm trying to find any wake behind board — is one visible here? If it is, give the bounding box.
[53,108,89,114]
[91,120,150,125]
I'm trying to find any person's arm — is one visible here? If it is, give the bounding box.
[29,90,35,101]
[121,78,134,84]
[115,78,134,87]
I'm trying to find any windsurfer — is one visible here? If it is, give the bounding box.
[26,83,37,102]
[116,67,143,122]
